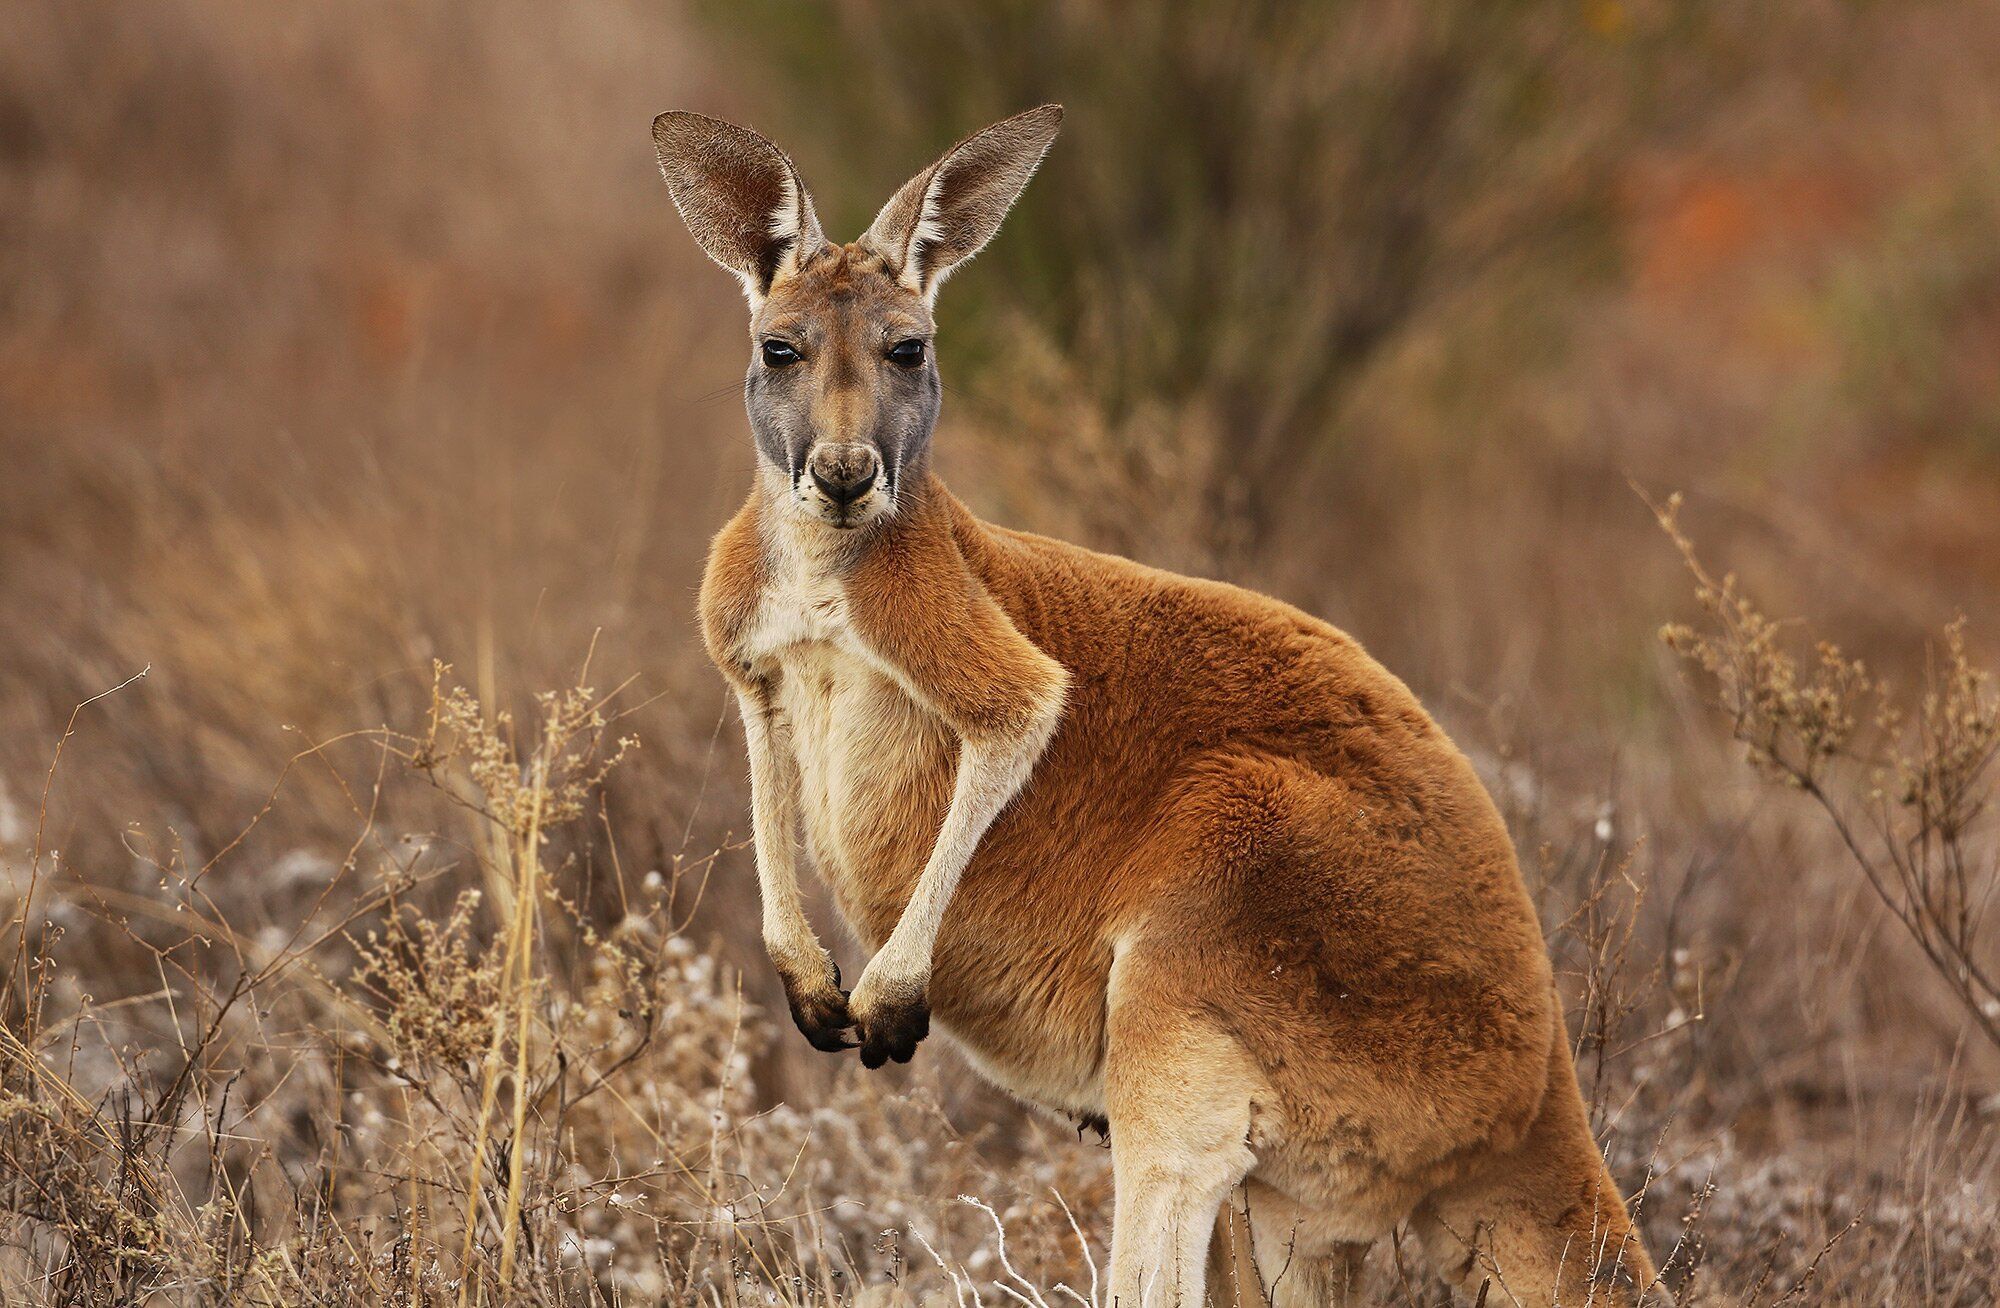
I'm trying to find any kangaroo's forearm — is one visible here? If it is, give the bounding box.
[840,717,1051,1068]
[736,689,824,975]
[869,702,1062,983]
[738,686,854,1054]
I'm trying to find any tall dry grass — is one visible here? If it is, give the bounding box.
[3,0,2000,1301]
[2,665,1115,1303]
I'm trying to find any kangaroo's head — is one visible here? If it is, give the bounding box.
[653,106,1061,530]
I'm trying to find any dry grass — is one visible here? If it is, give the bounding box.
[1,669,1116,1304]
[1656,493,2000,1054]
[4,0,2000,1302]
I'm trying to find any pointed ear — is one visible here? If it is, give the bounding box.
[861,104,1062,302]
[652,111,826,303]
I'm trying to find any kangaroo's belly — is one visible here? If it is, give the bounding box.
[775,641,955,944]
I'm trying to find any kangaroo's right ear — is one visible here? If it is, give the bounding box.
[652,111,826,304]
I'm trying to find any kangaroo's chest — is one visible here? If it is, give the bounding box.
[731,528,1110,1123]
[744,565,955,945]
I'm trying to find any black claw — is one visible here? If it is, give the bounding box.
[805,1025,856,1053]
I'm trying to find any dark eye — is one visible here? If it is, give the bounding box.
[887,338,927,367]
[761,339,800,368]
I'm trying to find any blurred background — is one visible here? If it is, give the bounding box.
[3,1,1999,1302]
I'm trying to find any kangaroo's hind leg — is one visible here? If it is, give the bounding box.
[1410,1031,1668,1307]
[1103,945,1260,1308]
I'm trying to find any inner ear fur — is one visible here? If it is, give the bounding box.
[652,111,825,300]
[862,104,1063,300]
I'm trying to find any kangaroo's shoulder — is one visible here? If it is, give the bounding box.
[842,480,1068,739]
[698,494,774,684]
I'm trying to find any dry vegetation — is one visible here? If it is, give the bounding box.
[3,1,1999,1303]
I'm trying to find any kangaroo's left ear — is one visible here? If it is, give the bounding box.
[861,104,1062,303]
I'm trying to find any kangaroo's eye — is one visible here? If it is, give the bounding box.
[761,339,801,368]
[887,338,927,367]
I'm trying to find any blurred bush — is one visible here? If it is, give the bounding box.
[699,0,2000,728]
[705,1,1703,562]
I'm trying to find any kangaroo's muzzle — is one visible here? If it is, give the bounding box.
[801,443,886,525]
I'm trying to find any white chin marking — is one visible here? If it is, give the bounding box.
[792,491,888,530]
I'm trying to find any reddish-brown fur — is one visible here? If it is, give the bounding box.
[658,106,1666,1306]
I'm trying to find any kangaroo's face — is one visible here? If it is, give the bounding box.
[745,247,936,529]
[653,107,1061,530]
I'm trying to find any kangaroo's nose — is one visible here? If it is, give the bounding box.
[807,445,880,506]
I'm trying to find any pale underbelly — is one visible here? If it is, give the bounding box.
[774,642,954,946]
[943,1024,1109,1124]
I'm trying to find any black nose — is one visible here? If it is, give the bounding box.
[808,456,879,506]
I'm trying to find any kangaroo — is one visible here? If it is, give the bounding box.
[652,105,1667,1308]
